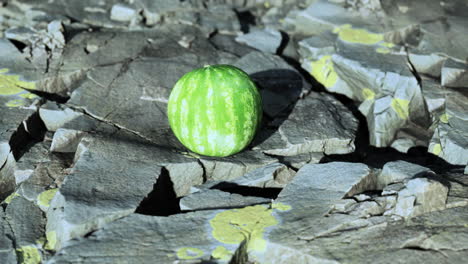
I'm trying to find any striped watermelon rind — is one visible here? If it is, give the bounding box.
[168,64,262,157]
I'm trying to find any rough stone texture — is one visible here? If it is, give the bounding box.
[180,189,270,211]
[254,92,358,156]
[1,0,467,263]
[47,211,235,264]
[0,209,16,264]
[230,162,295,188]
[200,151,277,181]
[293,0,468,164]
[377,160,430,189]
[235,27,283,54]
[46,134,204,250]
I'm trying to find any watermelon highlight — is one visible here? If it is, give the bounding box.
[168,65,262,157]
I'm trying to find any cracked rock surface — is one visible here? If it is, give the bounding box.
[0,0,467,263]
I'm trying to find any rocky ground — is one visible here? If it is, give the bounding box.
[0,0,467,263]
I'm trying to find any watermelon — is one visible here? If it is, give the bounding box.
[167,64,262,157]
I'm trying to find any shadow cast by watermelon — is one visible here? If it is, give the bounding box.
[248,69,305,148]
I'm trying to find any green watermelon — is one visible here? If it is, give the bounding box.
[167,64,262,157]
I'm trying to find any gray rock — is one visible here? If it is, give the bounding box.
[230,162,295,188]
[428,89,468,165]
[0,209,16,264]
[46,134,203,250]
[441,59,468,88]
[180,189,270,211]
[50,128,86,153]
[377,160,430,189]
[407,52,446,78]
[110,4,139,22]
[200,150,277,181]
[5,195,45,247]
[209,33,257,57]
[255,92,358,156]
[390,178,448,218]
[235,27,282,54]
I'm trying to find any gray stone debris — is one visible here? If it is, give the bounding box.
[110,4,139,23]
[230,162,295,188]
[1,0,467,263]
[45,134,203,250]
[200,150,277,181]
[293,0,468,164]
[235,27,283,54]
[180,189,270,211]
[377,160,430,189]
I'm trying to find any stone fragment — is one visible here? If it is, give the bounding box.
[377,160,430,189]
[46,135,203,250]
[230,162,295,188]
[180,189,270,211]
[391,178,448,218]
[209,33,257,57]
[50,128,86,153]
[0,210,16,264]
[349,201,385,218]
[110,4,138,22]
[5,195,46,247]
[200,151,277,181]
[235,28,282,54]
[255,92,358,156]
[407,52,445,78]
[441,59,468,88]
[428,89,468,165]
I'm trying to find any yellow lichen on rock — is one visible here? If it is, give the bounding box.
[16,246,41,264]
[211,246,233,261]
[430,143,443,156]
[310,55,338,88]
[37,188,58,208]
[362,88,375,101]
[210,204,282,252]
[3,192,20,204]
[0,68,37,107]
[45,231,57,251]
[391,98,410,119]
[333,24,395,53]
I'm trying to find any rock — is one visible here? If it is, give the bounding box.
[235,27,282,54]
[46,134,203,250]
[441,59,468,88]
[427,88,468,165]
[229,162,295,188]
[180,189,270,211]
[390,177,449,218]
[110,4,139,22]
[209,33,257,57]
[0,210,16,264]
[200,151,277,181]
[4,195,46,247]
[377,160,430,189]
[255,92,358,156]
[50,128,86,153]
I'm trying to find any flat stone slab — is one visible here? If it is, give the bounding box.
[254,92,358,156]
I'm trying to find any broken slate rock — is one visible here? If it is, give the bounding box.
[229,162,295,188]
[180,189,270,211]
[235,27,282,54]
[254,92,358,156]
[389,177,448,219]
[441,59,468,88]
[377,160,430,189]
[0,209,16,264]
[46,134,203,250]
